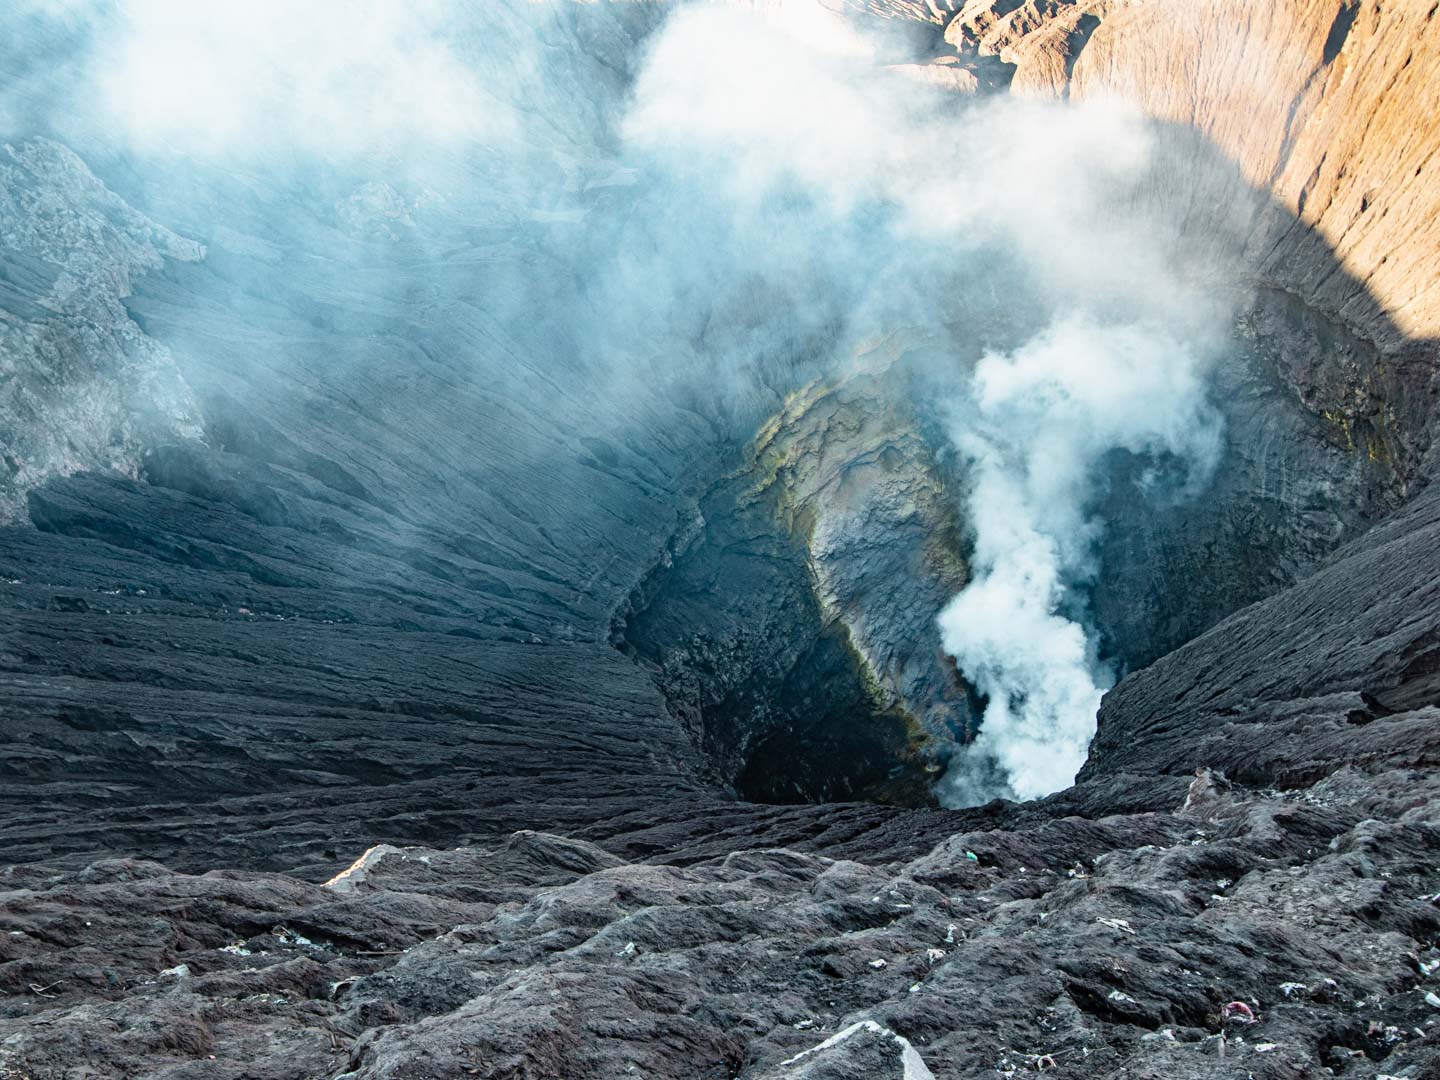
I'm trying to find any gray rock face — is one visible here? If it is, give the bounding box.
[4,769,1437,1078]
[0,138,204,521]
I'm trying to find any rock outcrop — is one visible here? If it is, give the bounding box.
[4,772,1438,1078]
[0,139,204,521]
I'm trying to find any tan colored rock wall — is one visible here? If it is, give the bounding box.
[944,0,1440,351]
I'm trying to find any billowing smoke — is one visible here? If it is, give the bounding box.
[620,2,1235,805]
[0,0,1244,805]
[936,319,1223,804]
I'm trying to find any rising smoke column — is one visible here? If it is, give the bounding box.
[1,0,1238,806]
[937,318,1223,804]
[622,3,1234,806]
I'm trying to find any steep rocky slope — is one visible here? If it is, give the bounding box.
[1,0,1439,1076]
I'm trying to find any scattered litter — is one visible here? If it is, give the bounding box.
[1424,990,1440,1010]
[159,964,189,978]
[925,948,946,966]
[792,1019,815,1030]
[944,924,957,944]
[1020,1048,1087,1071]
[868,958,887,969]
[963,851,979,862]
[1097,917,1135,934]
[219,943,253,956]
[1279,982,1306,997]
[1254,1043,1278,1052]
[617,942,636,958]
[1108,990,1138,1005]
[1420,958,1440,977]
[271,925,315,948]
[909,982,921,993]
[1221,1001,1257,1025]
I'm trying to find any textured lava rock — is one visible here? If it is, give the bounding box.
[2,772,1437,1078]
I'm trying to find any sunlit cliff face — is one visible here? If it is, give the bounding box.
[0,0,1406,811]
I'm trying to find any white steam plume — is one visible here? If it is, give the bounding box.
[0,0,1241,805]
[937,318,1223,804]
[624,3,1235,805]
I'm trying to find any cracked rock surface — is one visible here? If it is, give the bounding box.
[2,769,1437,1078]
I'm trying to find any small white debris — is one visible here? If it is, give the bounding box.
[944,924,957,944]
[324,844,404,893]
[1424,991,1440,1010]
[925,948,946,966]
[792,1019,816,1030]
[1097,917,1135,934]
[1254,1043,1278,1052]
[909,982,922,993]
[618,941,636,958]
[868,958,887,969]
[271,926,314,948]
[160,964,190,978]
[1107,990,1139,1005]
[1279,982,1306,997]
[218,943,253,956]
[1420,958,1440,978]
[779,1020,936,1079]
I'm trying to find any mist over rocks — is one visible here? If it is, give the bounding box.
[0,0,1438,1077]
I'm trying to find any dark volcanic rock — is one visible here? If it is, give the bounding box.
[3,773,1438,1078]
